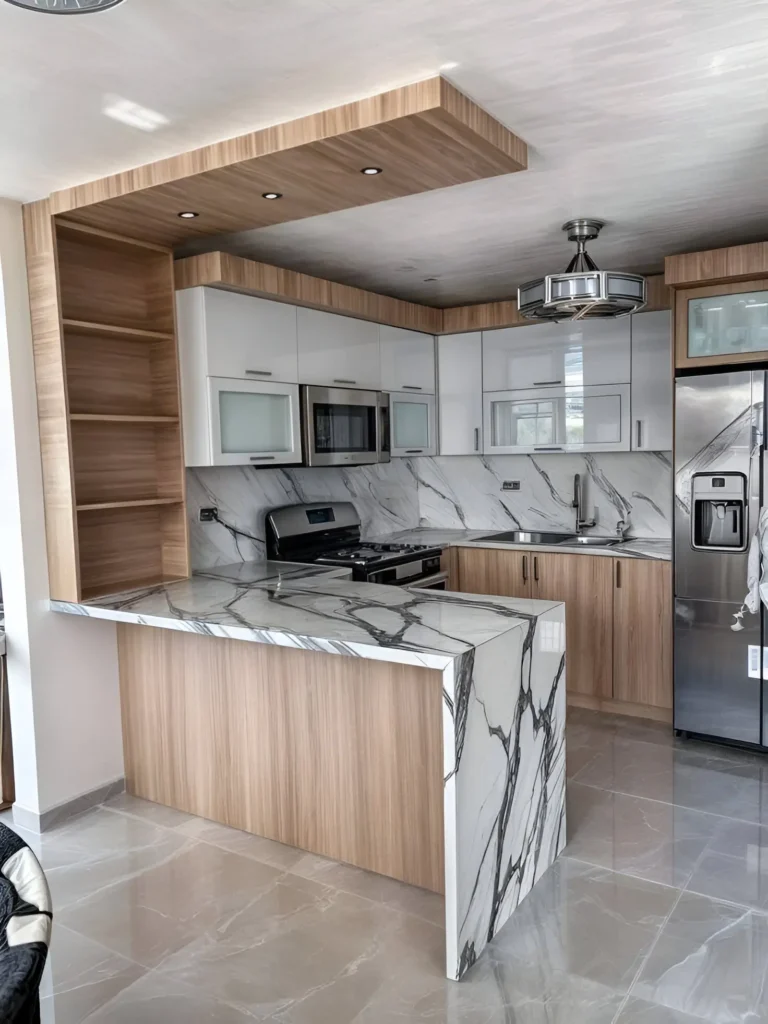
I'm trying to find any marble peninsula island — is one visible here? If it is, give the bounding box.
[53,561,566,980]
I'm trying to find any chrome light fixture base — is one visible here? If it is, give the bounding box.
[518,220,646,322]
[4,0,126,12]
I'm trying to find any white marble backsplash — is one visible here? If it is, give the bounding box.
[187,462,420,569]
[188,452,671,570]
[414,452,672,539]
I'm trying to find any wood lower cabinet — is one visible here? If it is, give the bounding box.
[613,558,672,711]
[530,552,613,701]
[456,546,532,599]
[454,546,672,721]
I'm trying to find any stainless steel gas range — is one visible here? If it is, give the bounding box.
[265,502,446,589]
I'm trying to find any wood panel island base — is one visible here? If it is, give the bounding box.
[54,560,566,980]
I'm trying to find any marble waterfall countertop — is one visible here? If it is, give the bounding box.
[370,527,671,561]
[52,559,566,980]
[51,558,563,669]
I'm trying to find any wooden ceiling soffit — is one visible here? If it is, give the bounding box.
[440,274,671,334]
[665,242,768,288]
[47,78,527,249]
[175,252,443,334]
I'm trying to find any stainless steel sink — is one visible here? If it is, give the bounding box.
[475,530,577,545]
[560,536,618,547]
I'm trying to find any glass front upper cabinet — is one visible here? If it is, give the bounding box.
[389,392,436,457]
[688,290,768,360]
[208,378,302,466]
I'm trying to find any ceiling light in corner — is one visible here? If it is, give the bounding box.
[178,211,199,220]
[361,167,383,175]
[262,192,283,200]
[103,95,168,132]
[5,0,126,12]
[518,219,646,322]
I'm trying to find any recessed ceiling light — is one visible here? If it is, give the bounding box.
[262,192,283,200]
[4,0,126,12]
[361,167,383,175]
[178,211,199,219]
[440,62,460,71]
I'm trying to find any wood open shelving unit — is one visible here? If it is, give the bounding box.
[24,208,189,602]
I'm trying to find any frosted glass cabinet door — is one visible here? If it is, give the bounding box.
[208,378,302,466]
[688,290,768,359]
[390,393,436,457]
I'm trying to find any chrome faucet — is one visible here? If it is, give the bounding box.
[616,515,631,541]
[573,474,596,534]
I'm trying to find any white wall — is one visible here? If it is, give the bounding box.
[0,199,124,820]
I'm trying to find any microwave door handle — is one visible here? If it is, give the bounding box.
[377,396,390,461]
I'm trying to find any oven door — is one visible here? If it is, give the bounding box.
[403,571,449,590]
[302,386,389,466]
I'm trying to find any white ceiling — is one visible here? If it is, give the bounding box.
[4,0,768,305]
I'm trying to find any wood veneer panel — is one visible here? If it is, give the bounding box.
[441,275,670,334]
[71,420,183,506]
[57,228,174,333]
[22,199,80,601]
[118,625,445,892]
[175,252,443,333]
[456,547,532,599]
[48,78,527,247]
[532,552,613,700]
[613,559,672,709]
[666,242,768,287]
[78,504,187,598]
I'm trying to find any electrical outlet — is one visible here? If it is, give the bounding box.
[199,507,218,522]
[502,480,521,491]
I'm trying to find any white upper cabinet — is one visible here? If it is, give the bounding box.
[380,326,436,393]
[482,318,631,392]
[176,286,299,384]
[297,307,381,390]
[631,309,673,451]
[437,332,483,455]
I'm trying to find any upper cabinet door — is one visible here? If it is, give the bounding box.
[180,287,299,383]
[437,332,483,455]
[631,310,672,451]
[675,281,768,369]
[482,319,631,391]
[380,326,436,393]
[297,307,381,390]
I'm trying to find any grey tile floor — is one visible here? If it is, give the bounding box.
[10,707,768,1023]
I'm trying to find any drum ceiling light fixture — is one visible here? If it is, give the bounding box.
[4,0,126,12]
[518,219,646,322]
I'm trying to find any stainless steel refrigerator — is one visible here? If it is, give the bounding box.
[675,369,767,746]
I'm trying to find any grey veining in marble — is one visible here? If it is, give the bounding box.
[187,461,420,570]
[53,562,567,981]
[188,451,671,570]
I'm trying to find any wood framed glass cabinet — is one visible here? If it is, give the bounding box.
[675,279,768,369]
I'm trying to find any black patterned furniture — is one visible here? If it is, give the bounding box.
[0,823,52,1024]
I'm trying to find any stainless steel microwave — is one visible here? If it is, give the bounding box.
[301,385,390,467]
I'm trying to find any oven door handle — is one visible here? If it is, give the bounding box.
[404,571,449,589]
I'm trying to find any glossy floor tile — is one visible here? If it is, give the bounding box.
[14,708,768,1022]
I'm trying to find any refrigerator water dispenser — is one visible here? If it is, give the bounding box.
[691,473,747,551]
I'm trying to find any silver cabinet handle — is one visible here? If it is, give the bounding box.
[402,385,423,391]
[533,556,539,582]
[522,555,528,583]
[534,446,564,451]
[636,420,643,448]
[246,369,273,376]
[474,427,480,451]
[532,380,562,387]
[249,455,276,461]
[334,379,357,385]
[405,449,424,454]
